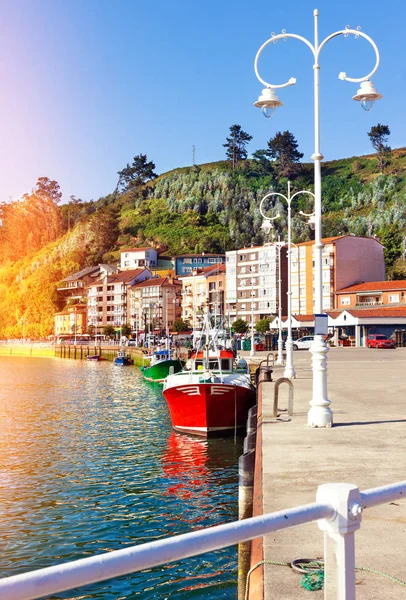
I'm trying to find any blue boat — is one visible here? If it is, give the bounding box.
[114,350,133,366]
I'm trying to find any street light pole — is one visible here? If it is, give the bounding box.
[249,267,255,357]
[259,186,315,377]
[253,9,381,427]
[275,236,284,366]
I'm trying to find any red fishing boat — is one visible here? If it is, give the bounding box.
[162,344,256,438]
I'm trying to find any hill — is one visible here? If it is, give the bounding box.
[0,149,405,338]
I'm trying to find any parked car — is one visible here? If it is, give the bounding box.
[366,334,396,349]
[127,340,137,346]
[293,336,314,351]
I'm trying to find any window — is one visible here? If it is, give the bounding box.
[183,267,192,273]
[388,294,400,303]
[184,258,192,264]
[124,261,130,267]
[241,304,246,310]
[340,296,351,306]
[240,291,246,298]
[240,254,246,261]
[250,253,256,260]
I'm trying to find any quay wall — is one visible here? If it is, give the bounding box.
[0,344,147,366]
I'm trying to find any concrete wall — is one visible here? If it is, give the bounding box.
[335,237,385,291]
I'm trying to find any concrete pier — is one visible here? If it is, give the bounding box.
[246,347,406,599]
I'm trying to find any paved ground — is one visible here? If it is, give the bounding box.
[247,347,406,599]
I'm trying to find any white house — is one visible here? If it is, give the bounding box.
[120,247,158,270]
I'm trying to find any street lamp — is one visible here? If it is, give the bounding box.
[249,266,256,357]
[260,183,315,378]
[253,10,381,428]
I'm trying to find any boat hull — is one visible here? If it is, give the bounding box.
[163,382,256,438]
[141,359,184,383]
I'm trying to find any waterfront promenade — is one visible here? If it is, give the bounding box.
[246,347,406,599]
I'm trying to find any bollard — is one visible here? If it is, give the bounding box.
[273,377,294,418]
[238,449,255,600]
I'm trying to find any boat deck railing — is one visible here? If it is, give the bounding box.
[0,480,404,599]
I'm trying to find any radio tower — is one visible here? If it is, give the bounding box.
[192,145,196,166]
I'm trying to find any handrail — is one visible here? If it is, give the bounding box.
[0,480,405,600]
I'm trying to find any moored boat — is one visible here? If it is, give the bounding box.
[114,350,133,366]
[140,348,184,383]
[163,345,255,438]
[87,354,102,361]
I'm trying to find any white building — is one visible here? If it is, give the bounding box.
[225,244,288,326]
[120,247,158,270]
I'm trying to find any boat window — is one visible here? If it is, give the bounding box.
[221,359,231,371]
[208,360,219,370]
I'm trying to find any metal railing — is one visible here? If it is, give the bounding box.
[0,480,404,600]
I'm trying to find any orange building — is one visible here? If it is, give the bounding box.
[291,235,385,314]
[54,304,88,337]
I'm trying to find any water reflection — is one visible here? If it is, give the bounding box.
[0,358,240,598]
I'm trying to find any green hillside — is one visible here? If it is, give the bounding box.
[1,149,405,338]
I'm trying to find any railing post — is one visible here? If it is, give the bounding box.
[317,483,362,600]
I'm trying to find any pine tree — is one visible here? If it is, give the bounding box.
[368,124,391,173]
[223,125,253,171]
[117,154,158,191]
[266,131,303,178]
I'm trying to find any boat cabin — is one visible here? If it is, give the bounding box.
[189,349,235,372]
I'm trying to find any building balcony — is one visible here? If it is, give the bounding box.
[356,301,383,307]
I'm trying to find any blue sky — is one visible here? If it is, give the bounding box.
[0,0,404,203]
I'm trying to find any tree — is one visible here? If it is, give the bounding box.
[103,325,116,337]
[255,317,272,335]
[368,124,391,172]
[232,318,249,334]
[35,177,62,204]
[87,324,95,337]
[223,125,253,171]
[378,224,403,269]
[121,324,132,337]
[172,318,190,332]
[266,131,303,177]
[117,154,157,191]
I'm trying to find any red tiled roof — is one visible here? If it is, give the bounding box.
[336,280,406,293]
[202,263,226,274]
[121,247,155,252]
[280,314,314,322]
[328,307,406,318]
[131,277,181,288]
[297,235,383,247]
[106,269,148,283]
[297,236,345,246]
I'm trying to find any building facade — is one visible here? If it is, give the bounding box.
[179,265,226,329]
[54,304,88,337]
[225,244,288,327]
[335,280,406,309]
[57,264,118,306]
[87,268,152,332]
[174,253,225,276]
[120,248,157,270]
[291,235,385,314]
[129,277,182,334]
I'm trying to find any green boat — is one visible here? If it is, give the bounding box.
[140,349,184,383]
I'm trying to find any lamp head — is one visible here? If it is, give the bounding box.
[307,214,316,230]
[352,80,382,112]
[254,87,283,118]
[261,218,273,235]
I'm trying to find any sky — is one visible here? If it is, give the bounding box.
[0,0,404,203]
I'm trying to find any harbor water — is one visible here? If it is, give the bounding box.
[0,357,241,599]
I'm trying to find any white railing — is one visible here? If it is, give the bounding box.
[0,480,404,600]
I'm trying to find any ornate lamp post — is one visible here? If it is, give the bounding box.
[253,9,381,427]
[260,183,315,378]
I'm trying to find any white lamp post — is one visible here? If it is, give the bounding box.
[249,267,256,357]
[253,9,381,427]
[260,183,315,378]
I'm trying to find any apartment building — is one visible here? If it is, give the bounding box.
[87,268,152,331]
[225,244,288,326]
[291,235,385,314]
[129,277,182,334]
[54,304,88,337]
[120,247,157,270]
[57,264,118,305]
